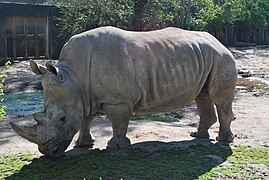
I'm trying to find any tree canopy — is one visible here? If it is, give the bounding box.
[46,0,269,45]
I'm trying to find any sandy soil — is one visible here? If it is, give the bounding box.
[0,46,269,157]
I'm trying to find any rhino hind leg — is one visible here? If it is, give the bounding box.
[191,91,217,139]
[75,115,95,148]
[103,103,132,149]
[215,101,234,142]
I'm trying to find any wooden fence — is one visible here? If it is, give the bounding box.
[211,26,269,46]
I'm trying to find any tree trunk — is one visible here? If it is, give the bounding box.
[130,0,148,31]
[180,0,185,28]
[184,0,192,29]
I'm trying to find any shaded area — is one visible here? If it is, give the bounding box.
[4,140,232,179]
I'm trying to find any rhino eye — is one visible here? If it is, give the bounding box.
[55,70,67,83]
[57,74,63,81]
[59,116,67,125]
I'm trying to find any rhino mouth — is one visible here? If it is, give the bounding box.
[38,138,71,158]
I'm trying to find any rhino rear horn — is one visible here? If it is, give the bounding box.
[10,122,38,144]
[30,60,47,75]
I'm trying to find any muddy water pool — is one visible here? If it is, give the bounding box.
[1,90,44,115]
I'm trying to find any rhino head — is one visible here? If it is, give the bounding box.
[11,60,84,157]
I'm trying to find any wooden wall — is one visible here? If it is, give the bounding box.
[5,16,48,59]
[0,3,59,65]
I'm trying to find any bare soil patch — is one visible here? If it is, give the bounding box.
[0,46,269,157]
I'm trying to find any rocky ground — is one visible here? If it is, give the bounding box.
[0,46,269,157]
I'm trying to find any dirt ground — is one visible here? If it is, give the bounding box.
[0,46,269,157]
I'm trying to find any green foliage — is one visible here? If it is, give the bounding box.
[232,0,269,29]
[46,0,269,44]
[0,61,10,121]
[1,144,268,179]
[190,0,269,31]
[142,0,180,29]
[46,0,134,44]
[189,0,220,30]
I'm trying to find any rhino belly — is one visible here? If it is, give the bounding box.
[133,83,200,114]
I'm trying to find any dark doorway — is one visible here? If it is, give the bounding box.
[5,16,48,60]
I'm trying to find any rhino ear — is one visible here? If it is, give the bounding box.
[30,60,47,75]
[46,61,59,76]
[46,61,66,82]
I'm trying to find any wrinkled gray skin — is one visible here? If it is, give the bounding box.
[11,26,237,158]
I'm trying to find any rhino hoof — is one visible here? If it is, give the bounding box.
[74,139,95,148]
[216,133,234,142]
[190,131,209,138]
[107,136,131,149]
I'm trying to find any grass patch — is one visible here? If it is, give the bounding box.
[237,77,269,91]
[131,113,177,122]
[1,144,268,179]
[200,145,269,179]
[0,153,34,178]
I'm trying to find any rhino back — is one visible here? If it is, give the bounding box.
[88,27,228,113]
[58,27,235,114]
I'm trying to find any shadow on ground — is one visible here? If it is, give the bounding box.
[6,139,232,179]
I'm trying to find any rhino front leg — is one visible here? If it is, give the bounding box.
[75,115,95,148]
[103,103,132,149]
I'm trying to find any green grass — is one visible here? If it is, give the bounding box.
[200,145,269,179]
[131,113,177,122]
[0,143,268,179]
[0,153,33,179]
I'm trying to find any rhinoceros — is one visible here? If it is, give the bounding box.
[11,26,237,157]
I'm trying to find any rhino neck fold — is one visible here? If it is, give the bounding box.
[57,58,94,116]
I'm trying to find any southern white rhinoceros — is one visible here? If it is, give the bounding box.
[11,26,237,157]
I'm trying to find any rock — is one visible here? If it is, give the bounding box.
[238,69,255,77]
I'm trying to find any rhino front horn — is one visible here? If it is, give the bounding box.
[10,122,38,144]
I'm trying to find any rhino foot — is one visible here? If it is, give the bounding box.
[107,136,131,149]
[74,134,95,148]
[216,132,234,142]
[190,131,210,139]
